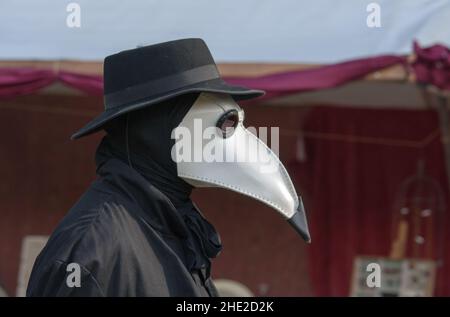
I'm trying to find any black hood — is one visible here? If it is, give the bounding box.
[96,93,198,207]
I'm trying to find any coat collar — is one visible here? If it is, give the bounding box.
[96,157,190,239]
[95,157,222,273]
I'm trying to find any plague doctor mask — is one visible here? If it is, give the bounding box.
[172,93,311,242]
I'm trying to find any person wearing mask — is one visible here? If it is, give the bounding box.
[27,39,310,297]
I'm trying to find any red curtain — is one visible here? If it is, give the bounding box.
[291,106,450,296]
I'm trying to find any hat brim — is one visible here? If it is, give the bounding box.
[71,78,264,140]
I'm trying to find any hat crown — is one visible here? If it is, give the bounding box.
[103,38,216,95]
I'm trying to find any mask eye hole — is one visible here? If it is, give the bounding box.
[216,109,239,138]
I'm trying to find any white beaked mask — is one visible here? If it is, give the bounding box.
[172,93,310,242]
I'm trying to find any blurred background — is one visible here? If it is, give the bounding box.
[1,0,450,297]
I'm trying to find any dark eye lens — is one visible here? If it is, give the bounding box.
[216,109,239,137]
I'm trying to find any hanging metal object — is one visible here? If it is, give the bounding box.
[391,160,445,266]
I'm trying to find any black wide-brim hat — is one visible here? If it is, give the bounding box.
[71,38,264,139]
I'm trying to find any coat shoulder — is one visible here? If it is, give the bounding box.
[32,183,146,277]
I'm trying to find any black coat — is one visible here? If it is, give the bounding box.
[26,158,220,297]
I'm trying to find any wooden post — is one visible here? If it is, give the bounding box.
[436,96,450,194]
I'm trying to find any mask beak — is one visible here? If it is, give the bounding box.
[288,197,311,243]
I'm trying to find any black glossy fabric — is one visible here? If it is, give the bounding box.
[27,94,222,297]
[102,93,197,207]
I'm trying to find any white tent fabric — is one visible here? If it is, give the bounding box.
[0,0,449,63]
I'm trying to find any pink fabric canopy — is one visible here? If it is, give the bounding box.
[0,68,104,99]
[0,43,447,101]
[412,42,450,91]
